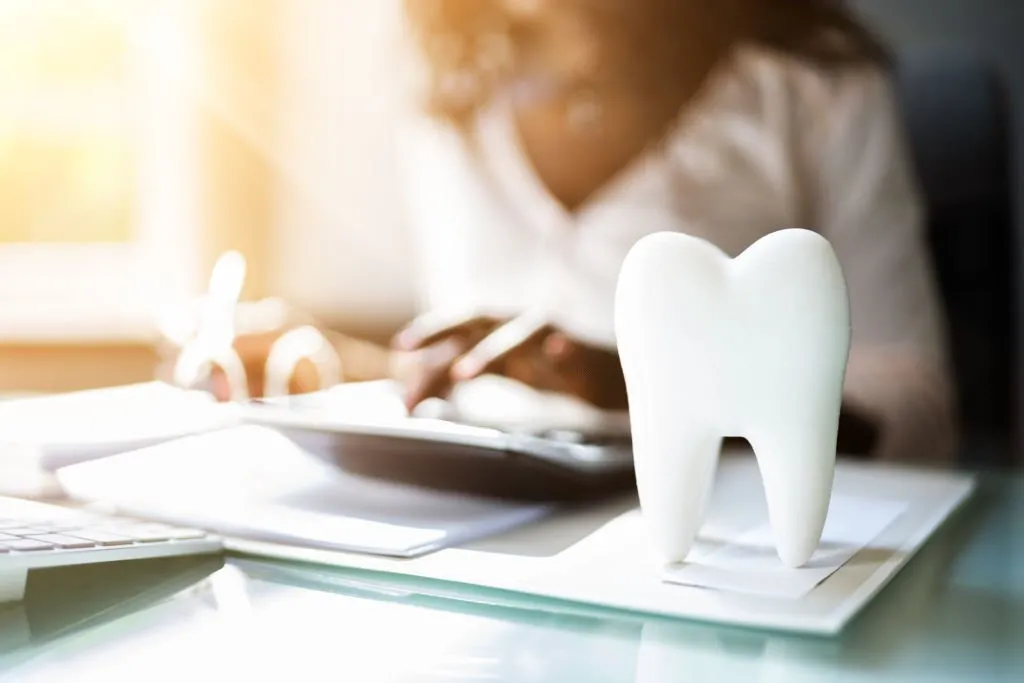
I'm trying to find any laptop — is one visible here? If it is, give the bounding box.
[0,495,222,605]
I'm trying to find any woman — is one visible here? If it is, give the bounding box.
[220,0,958,462]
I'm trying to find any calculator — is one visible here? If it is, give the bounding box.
[241,383,636,502]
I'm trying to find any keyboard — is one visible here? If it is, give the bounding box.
[0,496,222,603]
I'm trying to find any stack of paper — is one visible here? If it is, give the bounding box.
[56,425,552,557]
[0,382,241,471]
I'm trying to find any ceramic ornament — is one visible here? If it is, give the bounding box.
[614,229,851,568]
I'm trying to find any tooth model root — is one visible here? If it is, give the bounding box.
[615,229,851,569]
[749,425,838,568]
[635,430,722,564]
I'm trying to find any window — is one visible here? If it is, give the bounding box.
[0,0,201,342]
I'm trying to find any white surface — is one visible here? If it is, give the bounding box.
[56,425,551,558]
[223,455,974,635]
[662,495,908,599]
[0,382,240,471]
[615,229,851,567]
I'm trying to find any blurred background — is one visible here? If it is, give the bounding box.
[0,0,416,387]
[0,0,1020,460]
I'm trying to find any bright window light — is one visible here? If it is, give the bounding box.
[0,0,200,342]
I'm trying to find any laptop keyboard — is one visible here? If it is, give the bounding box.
[0,514,208,553]
[0,495,221,605]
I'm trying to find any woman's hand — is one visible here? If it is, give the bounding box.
[454,319,629,410]
[392,312,628,412]
[204,329,326,401]
[391,313,506,411]
[158,298,325,401]
[161,298,394,401]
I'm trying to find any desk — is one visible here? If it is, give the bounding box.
[0,471,1020,682]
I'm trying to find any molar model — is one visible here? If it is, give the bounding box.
[614,229,851,568]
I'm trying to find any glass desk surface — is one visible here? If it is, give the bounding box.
[0,472,1020,683]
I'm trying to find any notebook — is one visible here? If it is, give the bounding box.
[55,425,552,558]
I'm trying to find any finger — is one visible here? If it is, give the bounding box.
[542,331,578,360]
[208,363,265,401]
[209,368,232,402]
[502,351,563,392]
[451,315,553,380]
[566,347,629,410]
[392,312,495,351]
[232,329,281,360]
[289,358,322,395]
[400,340,464,411]
[402,367,451,412]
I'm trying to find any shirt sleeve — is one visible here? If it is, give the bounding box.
[810,67,958,462]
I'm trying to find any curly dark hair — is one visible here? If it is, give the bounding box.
[404,0,890,123]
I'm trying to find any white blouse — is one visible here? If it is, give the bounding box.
[395,46,957,462]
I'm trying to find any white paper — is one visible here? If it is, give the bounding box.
[662,495,907,599]
[225,463,973,636]
[56,425,551,558]
[0,382,240,470]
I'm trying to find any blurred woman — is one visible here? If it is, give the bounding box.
[219,0,958,462]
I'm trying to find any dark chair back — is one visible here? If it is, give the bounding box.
[894,51,1017,466]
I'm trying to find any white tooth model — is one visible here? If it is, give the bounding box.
[614,229,851,568]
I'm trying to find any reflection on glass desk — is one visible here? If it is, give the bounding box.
[0,473,1020,682]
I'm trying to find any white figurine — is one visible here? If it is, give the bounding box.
[614,229,851,568]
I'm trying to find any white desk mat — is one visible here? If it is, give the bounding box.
[226,455,975,635]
